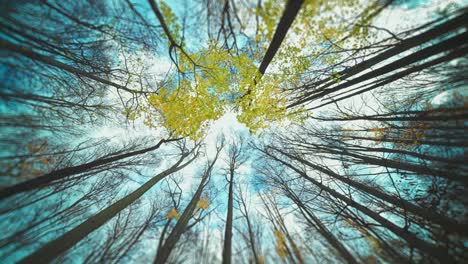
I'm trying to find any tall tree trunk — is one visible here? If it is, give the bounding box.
[310,44,468,109]
[269,146,468,234]
[222,168,234,264]
[267,152,454,262]
[286,190,358,264]
[257,0,304,76]
[17,151,196,264]
[288,10,468,108]
[0,138,179,200]
[154,148,221,263]
[242,204,260,264]
[244,0,303,97]
[311,107,468,122]
[302,31,468,107]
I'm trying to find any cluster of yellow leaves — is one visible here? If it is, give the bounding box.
[274,229,288,260]
[273,46,312,82]
[14,139,53,179]
[255,0,284,46]
[193,195,211,217]
[246,0,382,131]
[400,123,426,146]
[196,195,210,210]
[303,0,381,51]
[147,86,222,140]
[256,0,382,70]
[236,76,288,132]
[254,0,365,47]
[166,208,180,220]
[143,43,251,139]
[127,0,384,140]
[139,40,304,138]
[369,126,386,142]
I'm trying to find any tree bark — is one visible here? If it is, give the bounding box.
[0,138,180,200]
[270,154,453,263]
[222,168,234,264]
[154,149,221,263]
[269,146,468,233]
[287,190,358,264]
[17,151,196,264]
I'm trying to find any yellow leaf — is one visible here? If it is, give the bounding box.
[197,195,210,210]
[166,208,180,220]
[274,229,288,259]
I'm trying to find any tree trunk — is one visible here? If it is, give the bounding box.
[17,152,196,264]
[268,153,454,262]
[287,191,358,264]
[270,146,468,234]
[154,150,221,263]
[222,168,234,264]
[0,138,179,200]
[288,10,468,108]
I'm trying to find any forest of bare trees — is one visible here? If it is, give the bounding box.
[0,0,466,263]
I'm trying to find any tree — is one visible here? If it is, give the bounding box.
[0,137,181,200]
[18,141,199,263]
[222,136,249,264]
[154,139,223,263]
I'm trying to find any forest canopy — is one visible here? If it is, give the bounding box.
[0,0,467,263]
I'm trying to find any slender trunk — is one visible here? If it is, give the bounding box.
[298,141,465,165]
[243,0,303,97]
[302,143,467,181]
[271,154,453,262]
[303,31,468,106]
[18,152,196,264]
[258,0,304,76]
[311,44,468,109]
[271,200,304,264]
[270,146,468,233]
[288,191,358,264]
[311,108,468,122]
[154,151,220,263]
[0,138,179,200]
[0,39,145,94]
[288,10,468,107]
[244,212,260,264]
[154,174,208,263]
[222,169,234,264]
